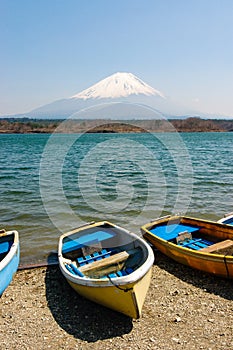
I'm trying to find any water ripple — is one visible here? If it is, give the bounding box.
[1,132,233,263]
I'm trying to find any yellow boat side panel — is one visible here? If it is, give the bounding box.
[145,233,233,278]
[67,268,152,319]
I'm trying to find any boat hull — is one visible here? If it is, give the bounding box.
[66,267,152,319]
[58,221,154,318]
[141,216,233,279]
[0,231,20,296]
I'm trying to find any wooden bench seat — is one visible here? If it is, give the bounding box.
[64,248,139,278]
[65,261,134,279]
[200,239,233,254]
[79,251,130,278]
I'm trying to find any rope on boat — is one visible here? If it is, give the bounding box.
[223,255,230,279]
[107,275,133,292]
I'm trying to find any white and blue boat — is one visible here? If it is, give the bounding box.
[218,213,233,225]
[0,229,20,296]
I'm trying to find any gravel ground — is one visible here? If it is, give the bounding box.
[1,251,233,350]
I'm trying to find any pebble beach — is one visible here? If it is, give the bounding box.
[1,251,233,350]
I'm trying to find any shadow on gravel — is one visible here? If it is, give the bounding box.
[45,262,133,342]
[153,249,233,301]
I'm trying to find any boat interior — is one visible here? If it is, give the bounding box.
[61,222,146,279]
[0,233,14,262]
[148,217,233,255]
[221,217,233,225]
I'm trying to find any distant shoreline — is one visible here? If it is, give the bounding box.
[0,117,233,133]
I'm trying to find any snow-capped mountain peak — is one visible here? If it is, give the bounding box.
[70,72,165,100]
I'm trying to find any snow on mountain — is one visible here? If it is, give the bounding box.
[24,72,199,119]
[70,72,165,100]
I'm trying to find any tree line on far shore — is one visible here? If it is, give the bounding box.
[0,117,233,133]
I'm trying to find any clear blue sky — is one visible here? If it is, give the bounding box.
[1,0,233,117]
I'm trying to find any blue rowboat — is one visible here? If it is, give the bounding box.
[0,229,20,296]
[58,221,154,318]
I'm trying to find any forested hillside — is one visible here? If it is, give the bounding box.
[0,117,232,133]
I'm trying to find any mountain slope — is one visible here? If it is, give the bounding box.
[25,72,197,119]
[71,72,165,99]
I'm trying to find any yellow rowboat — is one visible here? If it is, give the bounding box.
[141,215,233,279]
[58,221,154,318]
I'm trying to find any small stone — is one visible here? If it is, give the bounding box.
[172,337,180,343]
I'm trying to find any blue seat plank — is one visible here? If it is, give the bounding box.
[117,271,123,277]
[181,239,200,247]
[150,224,200,241]
[194,241,210,248]
[65,263,85,277]
[120,270,127,276]
[100,249,111,258]
[62,230,115,254]
[84,255,94,263]
[201,239,212,246]
[185,243,200,250]
[65,264,76,275]
[70,263,84,277]
[77,257,85,264]
[0,241,10,255]
[179,238,213,250]
[77,248,112,266]
[125,267,134,274]
[108,273,118,278]
[108,268,133,279]
[93,252,102,260]
[100,267,134,279]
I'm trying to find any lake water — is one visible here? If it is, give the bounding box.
[0,131,232,264]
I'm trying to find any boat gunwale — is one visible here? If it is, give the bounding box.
[0,230,19,272]
[218,214,233,225]
[58,221,154,287]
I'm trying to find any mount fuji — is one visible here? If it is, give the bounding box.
[70,72,165,100]
[25,72,198,119]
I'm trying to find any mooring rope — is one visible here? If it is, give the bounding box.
[223,254,230,279]
[107,275,133,292]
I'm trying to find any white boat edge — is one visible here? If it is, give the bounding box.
[217,213,233,224]
[0,230,19,272]
[58,221,154,288]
